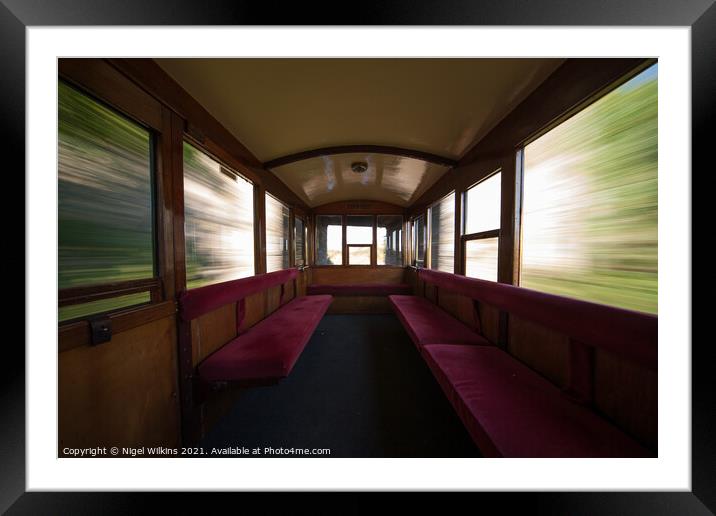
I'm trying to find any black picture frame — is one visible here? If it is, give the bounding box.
[5,0,711,512]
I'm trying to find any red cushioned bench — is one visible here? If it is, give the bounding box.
[388,295,489,348]
[307,283,412,296]
[390,268,657,457]
[178,268,332,384]
[423,344,651,457]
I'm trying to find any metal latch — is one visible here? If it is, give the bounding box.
[89,316,112,346]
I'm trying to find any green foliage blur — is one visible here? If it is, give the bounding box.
[58,82,154,321]
[522,64,658,314]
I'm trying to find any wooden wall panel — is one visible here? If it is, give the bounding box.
[424,283,437,303]
[594,349,658,450]
[192,303,237,366]
[59,315,180,451]
[240,291,267,333]
[508,315,569,388]
[404,267,417,293]
[327,296,392,314]
[284,279,296,301]
[311,266,405,285]
[265,285,282,315]
[437,290,474,328]
[296,268,310,296]
[477,302,500,345]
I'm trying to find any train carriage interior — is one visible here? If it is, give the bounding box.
[57,57,658,458]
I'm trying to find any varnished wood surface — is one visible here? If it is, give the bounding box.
[59,315,180,450]
[327,296,393,314]
[311,266,405,285]
[264,145,457,169]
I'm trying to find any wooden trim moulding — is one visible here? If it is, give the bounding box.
[264,145,457,169]
[58,300,176,353]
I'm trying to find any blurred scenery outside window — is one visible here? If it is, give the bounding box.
[465,238,499,281]
[521,64,657,314]
[266,194,290,272]
[295,217,306,267]
[184,142,254,288]
[316,215,343,265]
[58,81,154,321]
[412,215,426,267]
[429,192,455,273]
[346,215,373,265]
[464,171,501,281]
[348,246,371,265]
[465,172,501,235]
[377,215,403,266]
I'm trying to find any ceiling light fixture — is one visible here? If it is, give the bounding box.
[351,161,368,174]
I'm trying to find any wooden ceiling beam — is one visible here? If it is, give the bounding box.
[264,145,457,169]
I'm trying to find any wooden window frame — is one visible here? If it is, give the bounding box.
[345,214,376,267]
[57,77,163,327]
[264,191,292,273]
[376,214,406,267]
[409,213,427,268]
[293,213,308,268]
[313,214,345,267]
[427,190,456,273]
[58,59,180,350]
[182,137,259,285]
[460,170,502,279]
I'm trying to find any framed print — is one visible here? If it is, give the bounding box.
[5,0,712,512]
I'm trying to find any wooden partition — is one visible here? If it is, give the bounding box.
[311,266,404,285]
[311,266,406,313]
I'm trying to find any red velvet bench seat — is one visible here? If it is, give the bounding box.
[198,294,332,382]
[422,344,652,457]
[179,268,332,384]
[388,294,489,348]
[306,283,412,296]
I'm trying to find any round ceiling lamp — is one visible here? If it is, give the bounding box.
[351,161,368,174]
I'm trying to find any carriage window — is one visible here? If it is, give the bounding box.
[347,215,374,265]
[377,215,403,266]
[183,142,254,288]
[411,215,426,267]
[464,172,501,235]
[294,216,306,267]
[429,192,455,273]
[58,81,154,322]
[348,246,371,265]
[266,194,290,272]
[521,64,657,314]
[465,238,499,281]
[463,172,501,281]
[316,215,343,265]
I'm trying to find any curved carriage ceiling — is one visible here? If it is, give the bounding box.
[155,58,565,207]
[271,153,450,208]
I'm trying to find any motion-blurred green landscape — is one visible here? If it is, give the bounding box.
[522,64,657,314]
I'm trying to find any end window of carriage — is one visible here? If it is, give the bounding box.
[58,81,158,323]
[316,214,404,266]
[462,171,501,281]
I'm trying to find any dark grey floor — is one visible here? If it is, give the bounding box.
[200,314,480,457]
